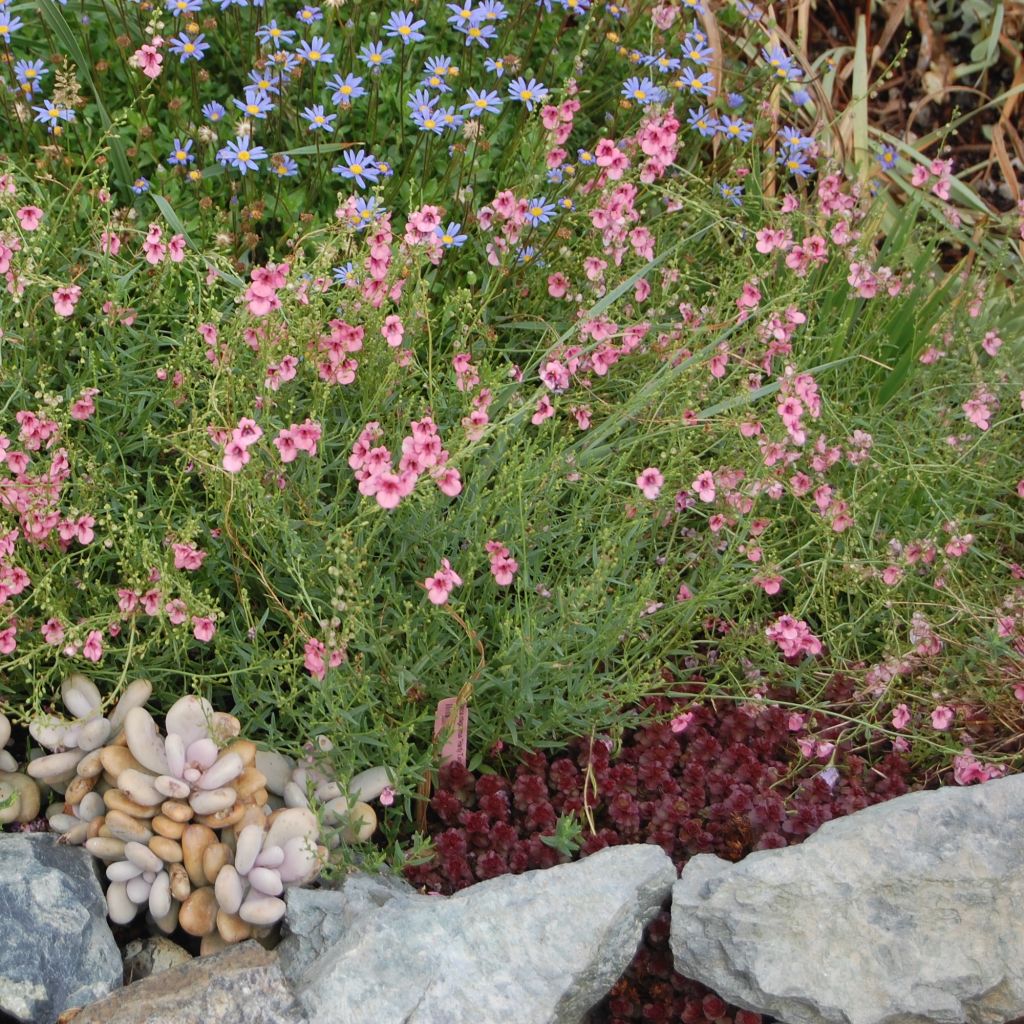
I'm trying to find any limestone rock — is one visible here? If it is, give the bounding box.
[286,844,676,1024]
[70,942,306,1023]
[671,774,1024,1024]
[123,937,192,983]
[278,873,415,980]
[0,833,121,1022]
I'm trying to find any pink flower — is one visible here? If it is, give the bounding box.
[274,428,299,463]
[304,637,327,680]
[881,565,903,586]
[191,616,215,642]
[381,314,404,347]
[39,617,65,646]
[434,466,462,497]
[531,395,556,425]
[692,470,716,503]
[891,704,910,730]
[0,625,16,655]
[134,43,164,79]
[489,553,518,586]
[52,285,82,317]
[70,388,99,420]
[16,206,43,231]
[636,467,664,500]
[670,712,694,733]
[379,786,395,806]
[223,439,251,473]
[374,472,404,509]
[930,705,955,731]
[766,615,822,659]
[82,629,104,662]
[172,542,208,571]
[165,599,187,625]
[424,558,462,605]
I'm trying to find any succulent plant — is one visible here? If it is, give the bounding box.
[284,753,391,846]
[26,675,152,792]
[104,841,172,925]
[121,692,243,819]
[0,711,41,826]
[0,712,16,773]
[213,807,323,927]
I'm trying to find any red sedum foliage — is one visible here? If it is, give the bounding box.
[404,690,915,1022]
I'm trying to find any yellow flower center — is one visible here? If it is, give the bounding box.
[349,163,362,174]
[238,150,250,161]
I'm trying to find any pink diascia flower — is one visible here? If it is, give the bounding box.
[172,542,208,571]
[670,711,694,734]
[485,540,518,586]
[0,625,16,655]
[891,704,910,730]
[766,615,822,659]
[636,467,664,500]
[41,618,65,646]
[191,616,216,642]
[70,388,99,421]
[134,43,164,79]
[930,705,955,731]
[82,629,104,662]
[952,748,1007,786]
[16,206,43,231]
[52,285,82,317]
[424,558,463,605]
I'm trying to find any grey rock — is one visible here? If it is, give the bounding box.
[287,844,676,1024]
[671,774,1024,1024]
[278,873,414,980]
[123,937,192,984]
[71,942,307,1023]
[0,832,121,1022]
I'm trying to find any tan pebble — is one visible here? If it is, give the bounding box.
[181,823,217,887]
[104,789,159,819]
[76,748,104,779]
[161,799,194,823]
[152,815,185,840]
[178,886,218,937]
[216,909,252,945]
[234,766,267,801]
[85,836,126,860]
[64,774,97,806]
[105,809,153,843]
[199,932,229,957]
[195,801,244,830]
[252,788,270,808]
[169,862,191,902]
[149,835,184,863]
[86,816,105,840]
[99,745,143,778]
[97,823,114,839]
[202,842,231,884]
[222,739,256,767]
